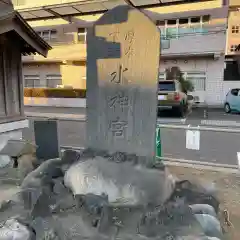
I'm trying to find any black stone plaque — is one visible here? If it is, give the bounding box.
[34,120,60,161]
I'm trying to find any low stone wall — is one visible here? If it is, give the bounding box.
[0,120,29,168]
[24,97,86,108]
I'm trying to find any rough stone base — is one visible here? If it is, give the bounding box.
[0,150,223,240]
[64,156,175,206]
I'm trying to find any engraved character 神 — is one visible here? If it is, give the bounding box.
[110,117,128,137]
[108,91,128,108]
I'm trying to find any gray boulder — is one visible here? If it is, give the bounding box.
[190,204,217,217]
[0,218,35,240]
[168,180,220,213]
[194,214,223,239]
[64,156,175,206]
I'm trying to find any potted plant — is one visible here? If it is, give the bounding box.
[165,66,195,112]
[165,66,194,94]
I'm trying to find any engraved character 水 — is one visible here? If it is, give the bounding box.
[110,64,128,84]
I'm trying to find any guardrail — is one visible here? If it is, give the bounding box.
[155,124,240,170]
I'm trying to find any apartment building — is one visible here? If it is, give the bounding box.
[12,0,234,105]
[224,0,240,84]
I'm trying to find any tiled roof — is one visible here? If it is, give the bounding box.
[0,1,51,57]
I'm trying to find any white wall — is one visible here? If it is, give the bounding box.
[160,57,240,105]
[24,97,86,108]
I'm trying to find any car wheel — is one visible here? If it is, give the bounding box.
[173,105,185,118]
[224,103,231,113]
[179,106,186,118]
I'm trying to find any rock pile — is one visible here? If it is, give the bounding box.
[0,150,223,240]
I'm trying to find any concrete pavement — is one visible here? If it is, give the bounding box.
[25,106,240,127]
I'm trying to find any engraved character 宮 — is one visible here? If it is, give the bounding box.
[110,117,128,138]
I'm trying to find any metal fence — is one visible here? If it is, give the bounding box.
[157,124,240,169]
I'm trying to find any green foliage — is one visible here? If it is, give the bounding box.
[165,66,194,94]
[24,88,86,98]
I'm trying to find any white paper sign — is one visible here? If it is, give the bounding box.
[186,129,200,150]
[237,152,240,168]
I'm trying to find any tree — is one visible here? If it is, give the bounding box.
[165,66,194,94]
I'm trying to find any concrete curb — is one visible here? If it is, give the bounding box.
[25,112,86,121]
[60,147,240,174]
[164,161,240,174]
[160,157,240,174]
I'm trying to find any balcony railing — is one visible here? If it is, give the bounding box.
[23,25,226,62]
[160,26,226,56]
[46,39,79,46]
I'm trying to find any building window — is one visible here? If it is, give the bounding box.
[157,15,209,39]
[202,15,210,23]
[156,20,165,26]
[185,72,206,91]
[230,45,238,52]
[77,28,87,43]
[46,74,62,88]
[224,60,240,81]
[159,72,166,80]
[190,17,201,24]
[36,30,57,41]
[24,75,40,88]
[232,26,239,34]
[179,18,189,25]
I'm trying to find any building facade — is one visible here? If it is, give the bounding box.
[225,0,240,84]
[12,0,240,105]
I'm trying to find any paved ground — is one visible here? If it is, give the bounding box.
[168,165,240,240]
[24,106,240,126]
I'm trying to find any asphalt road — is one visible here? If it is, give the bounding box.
[22,117,240,167]
[24,106,240,124]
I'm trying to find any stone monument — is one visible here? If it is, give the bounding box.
[86,5,160,165]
